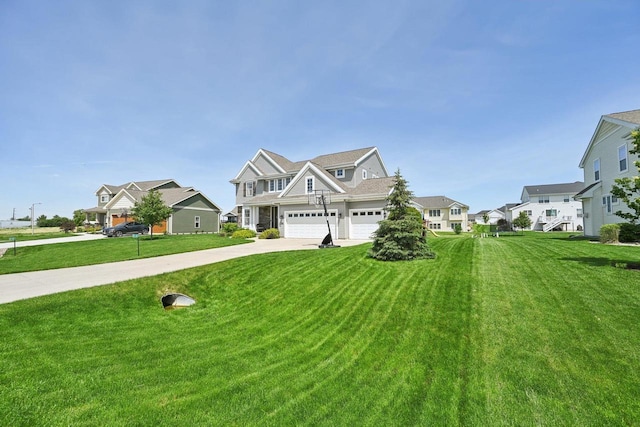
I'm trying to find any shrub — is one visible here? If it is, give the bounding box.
[222,222,239,234]
[619,223,640,243]
[599,224,620,244]
[258,228,280,239]
[231,228,256,239]
[453,224,462,234]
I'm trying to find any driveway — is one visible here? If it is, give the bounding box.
[0,237,369,304]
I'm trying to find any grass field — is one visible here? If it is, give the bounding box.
[1,233,638,425]
[0,234,250,274]
[0,227,75,243]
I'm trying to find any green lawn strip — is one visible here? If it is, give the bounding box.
[0,234,251,274]
[476,235,640,425]
[0,232,79,243]
[0,235,639,425]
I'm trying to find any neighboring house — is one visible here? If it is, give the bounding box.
[413,196,469,231]
[472,209,505,225]
[576,109,640,236]
[230,147,393,239]
[508,182,585,232]
[222,210,238,224]
[85,179,221,234]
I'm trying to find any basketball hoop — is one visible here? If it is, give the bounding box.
[307,190,339,248]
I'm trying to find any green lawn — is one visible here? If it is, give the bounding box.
[0,234,250,274]
[1,233,638,425]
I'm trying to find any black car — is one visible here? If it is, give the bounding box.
[103,221,149,237]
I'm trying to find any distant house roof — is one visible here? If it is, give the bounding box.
[413,196,468,209]
[523,181,584,197]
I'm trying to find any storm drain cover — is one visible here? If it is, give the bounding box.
[161,293,196,309]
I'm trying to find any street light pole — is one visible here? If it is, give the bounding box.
[31,202,42,235]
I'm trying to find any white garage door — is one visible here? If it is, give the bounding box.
[349,209,384,239]
[285,210,338,239]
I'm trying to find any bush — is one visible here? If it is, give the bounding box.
[222,222,239,234]
[453,224,462,234]
[231,228,256,239]
[258,228,280,239]
[599,224,620,244]
[619,223,640,243]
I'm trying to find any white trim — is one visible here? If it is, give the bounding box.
[279,162,345,197]
[618,143,629,173]
[232,161,264,182]
[252,149,287,174]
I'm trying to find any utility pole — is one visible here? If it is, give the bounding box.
[12,208,15,220]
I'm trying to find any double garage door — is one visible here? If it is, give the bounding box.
[284,210,338,239]
[349,209,384,239]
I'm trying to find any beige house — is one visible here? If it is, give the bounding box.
[576,109,640,236]
[413,196,469,231]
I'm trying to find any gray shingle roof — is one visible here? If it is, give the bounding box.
[413,196,468,209]
[605,109,640,125]
[310,147,376,168]
[523,181,584,195]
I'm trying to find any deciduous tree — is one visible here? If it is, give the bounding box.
[131,189,172,239]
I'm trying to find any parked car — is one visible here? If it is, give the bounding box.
[103,221,149,237]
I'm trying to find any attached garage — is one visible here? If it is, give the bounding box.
[284,209,338,239]
[349,209,383,239]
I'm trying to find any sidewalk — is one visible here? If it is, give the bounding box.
[0,238,368,304]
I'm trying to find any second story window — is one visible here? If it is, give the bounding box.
[269,178,291,193]
[245,181,254,197]
[306,177,314,194]
[428,209,441,217]
[100,194,109,203]
[594,158,600,181]
[335,169,344,178]
[538,196,549,203]
[451,208,461,215]
[619,145,628,172]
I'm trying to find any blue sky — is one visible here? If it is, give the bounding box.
[1,0,639,219]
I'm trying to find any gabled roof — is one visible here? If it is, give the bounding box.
[279,162,346,198]
[96,179,179,195]
[346,176,394,197]
[574,181,602,200]
[579,109,640,168]
[522,181,584,199]
[105,187,221,211]
[310,147,376,168]
[252,149,288,174]
[413,196,468,209]
[259,149,295,172]
[231,161,265,182]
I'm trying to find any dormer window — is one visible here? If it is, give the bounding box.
[335,169,344,178]
[100,194,110,203]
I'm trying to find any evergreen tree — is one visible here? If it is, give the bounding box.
[369,169,435,261]
[131,189,172,239]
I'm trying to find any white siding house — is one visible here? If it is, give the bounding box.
[509,182,585,232]
[576,109,640,236]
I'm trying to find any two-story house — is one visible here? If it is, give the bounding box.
[230,147,393,239]
[508,182,585,231]
[85,179,221,234]
[413,196,469,231]
[575,109,640,236]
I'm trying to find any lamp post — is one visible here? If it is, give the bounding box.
[31,202,42,235]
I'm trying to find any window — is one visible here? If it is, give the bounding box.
[563,195,570,203]
[602,195,618,214]
[429,223,441,230]
[245,181,254,197]
[538,196,549,203]
[194,216,201,229]
[450,222,461,230]
[268,178,290,193]
[100,194,109,203]
[619,144,628,172]
[525,210,532,216]
[545,209,557,217]
[335,169,344,178]
[451,208,461,215]
[594,158,600,181]
[243,209,250,226]
[306,177,314,194]
[577,209,583,218]
[428,209,441,217]
[362,169,368,180]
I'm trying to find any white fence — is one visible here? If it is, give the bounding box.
[0,220,32,229]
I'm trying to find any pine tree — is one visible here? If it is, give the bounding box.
[369,169,435,261]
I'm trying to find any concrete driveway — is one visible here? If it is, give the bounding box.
[0,237,369,304]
